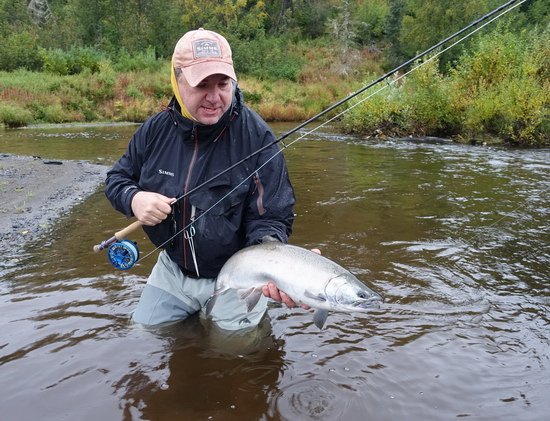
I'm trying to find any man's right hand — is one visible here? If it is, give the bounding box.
[131,191,175,226]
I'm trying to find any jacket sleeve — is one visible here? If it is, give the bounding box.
[244,130,295,246]
[104,122,149,218]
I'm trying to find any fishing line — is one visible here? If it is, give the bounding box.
[135,0,527,266]
[381,0,546,292]
[167,0,523,207]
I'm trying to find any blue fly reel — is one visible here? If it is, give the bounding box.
[107,240,139,270]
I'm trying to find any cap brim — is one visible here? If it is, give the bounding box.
[182,62,237,87]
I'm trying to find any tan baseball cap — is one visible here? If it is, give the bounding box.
[173,28,237,87]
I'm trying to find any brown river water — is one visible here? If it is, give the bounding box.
[0,123,548,420]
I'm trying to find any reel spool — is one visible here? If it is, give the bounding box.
[107,240,140,270]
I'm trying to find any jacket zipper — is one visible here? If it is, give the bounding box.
[182,125,200,272]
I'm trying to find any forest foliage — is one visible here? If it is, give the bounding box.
[0,0,548,145]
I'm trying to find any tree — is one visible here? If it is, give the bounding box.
[327,0,355,75]
[399,0,498,56]
[0,0,31,36]
[398,0,500,69]
[264,0,293,34]
[353,0,390,45]
[181,0,268,42]
[27,0,52,26]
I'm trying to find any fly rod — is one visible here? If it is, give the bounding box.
[94,0,522,269]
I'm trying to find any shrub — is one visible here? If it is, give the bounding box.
[65,97,97,121]
[232,36,304,81]
[68,47,103,74]
[116,97,161,122]
[131,67,172,99]
[400,58,459,135]
[0,103,34,128]
[0,31,43,71]
[113,47,161,72]
[40,47,104,75]
[460,77,548,145]
[40,48,70,75]
[341,26,549,145]
[124,85,142,99]
[32,102,67,123]
[450,26,549,145]
[241,89,262,104]
[342,80,406,135]
[85,62,116,100]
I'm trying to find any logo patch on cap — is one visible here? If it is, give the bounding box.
[193,39,222,59]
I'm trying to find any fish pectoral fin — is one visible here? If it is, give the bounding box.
[238,287,264,312]
[304,290,327,302]
[313,309,329,329]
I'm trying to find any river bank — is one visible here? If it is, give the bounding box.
[0,154,108,257]
[1,25,548,148]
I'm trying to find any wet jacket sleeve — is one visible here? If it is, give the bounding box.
[104,122,149,217]
[244,130,295,246]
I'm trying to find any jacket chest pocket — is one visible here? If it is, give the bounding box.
[140,163,181,199]
[188,177,250,245]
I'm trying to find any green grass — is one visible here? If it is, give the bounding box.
[1,29,547,146]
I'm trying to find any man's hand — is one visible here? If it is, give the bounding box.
[262,282,304,308]
[131,191,175,226]
[261,248,321,309]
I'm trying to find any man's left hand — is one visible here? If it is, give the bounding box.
[262,282,307,308]
[261,248,321,310]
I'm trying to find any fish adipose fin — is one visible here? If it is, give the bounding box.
[313,309,329,329]
[239,287,264,312]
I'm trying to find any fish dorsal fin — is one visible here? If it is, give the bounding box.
[304,290,327,302]
[313,309,329,329]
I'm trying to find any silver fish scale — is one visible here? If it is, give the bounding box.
[215,242,380,312]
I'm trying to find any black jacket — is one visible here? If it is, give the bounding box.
[105,89,295,278]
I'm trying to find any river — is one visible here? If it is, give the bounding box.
[0,123,548,420]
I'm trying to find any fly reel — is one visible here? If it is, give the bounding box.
[93,221,143,270]
[107,239,140,270]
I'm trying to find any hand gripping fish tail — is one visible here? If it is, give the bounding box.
[206,242,383,329]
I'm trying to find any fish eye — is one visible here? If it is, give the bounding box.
[357,291,369,299]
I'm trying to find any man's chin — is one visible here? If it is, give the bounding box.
[197,112,222,125]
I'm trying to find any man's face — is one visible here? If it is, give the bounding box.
[178,73,233,125]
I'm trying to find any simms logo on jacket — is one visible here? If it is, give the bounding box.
[158,169,174,177]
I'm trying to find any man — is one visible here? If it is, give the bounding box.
[105,28,298,330]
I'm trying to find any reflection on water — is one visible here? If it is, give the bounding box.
[0,123,549,420]
[133,317,285,421]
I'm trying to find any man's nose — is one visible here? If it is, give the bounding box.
[205,88,219,101]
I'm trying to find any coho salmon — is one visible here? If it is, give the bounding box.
[206,241,383,329]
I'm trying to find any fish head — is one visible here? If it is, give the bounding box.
[325,274,383,312]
